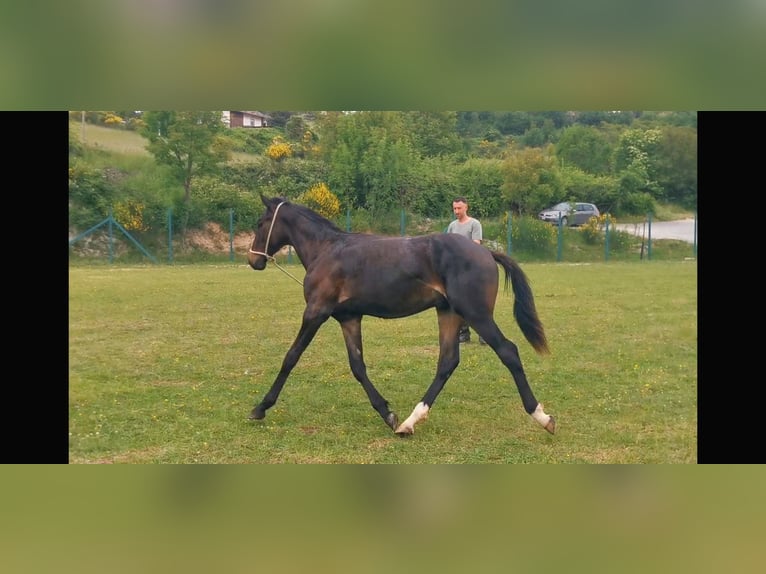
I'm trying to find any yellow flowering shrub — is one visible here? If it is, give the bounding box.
[114,199,149,232]
[103,113,125,127]
[298,183,341,219]
[266,137,293,161]
[581,213,615,244]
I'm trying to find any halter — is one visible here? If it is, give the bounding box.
[249,201,286,260]
[249,201,304,286]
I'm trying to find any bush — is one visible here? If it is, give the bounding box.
[113,199,149,232]
[226,127,283,155]
[606,228,637,252]
[580,213,612,245]
[481,216,507,245]
[266,137,293,161]
[344,207,404,235]
[68,163,117,228]
[296,183,341,219]
[617,191,655,216]
[185,177,263,232]
[505,214,557,257]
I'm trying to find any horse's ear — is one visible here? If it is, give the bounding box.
[260,194,270,207]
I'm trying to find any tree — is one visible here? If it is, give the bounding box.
[501,146,563,215]
[556,124,614,175]
[141,111,231,239]
[407,155,459,218]
[402,111,462,157]
[318,111,417,214]
[360,128,416,214]
[285,115,307,142]
[520,118,558,148]
[558,165,619,213]
[654,126,697,208]
[318,112,368,208]
[455,158,504,217]
[612,127,663,200]
[496,112,532,135]
[262,111,295,128]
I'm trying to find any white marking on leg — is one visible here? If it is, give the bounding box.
[531,403,551,428]
[394,402,430,434]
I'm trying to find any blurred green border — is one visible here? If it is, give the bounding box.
[1,466,764,571]
[5,1,765,109]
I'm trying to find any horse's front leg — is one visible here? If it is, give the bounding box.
[337,315,398,431]
[249,310,328,421]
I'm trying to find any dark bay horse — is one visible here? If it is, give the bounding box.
[247,195,556,436]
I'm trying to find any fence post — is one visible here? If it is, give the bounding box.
[400,208,405,236]
[647,212,653,260]
[506,211,512,256]
[108,209,114,264]
[556,218,563,262]
[604,216,610,261]
[693,210,697,258]
[346,206,351,232]
[229,208,235,262]
[167,207,173,264]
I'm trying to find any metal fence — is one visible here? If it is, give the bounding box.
[69,208,697,264]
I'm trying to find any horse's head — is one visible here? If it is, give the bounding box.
[248,195,291,270]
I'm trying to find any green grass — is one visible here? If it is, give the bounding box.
[70,120,263,164]
[72,121,151,156]
[69,260,697,463]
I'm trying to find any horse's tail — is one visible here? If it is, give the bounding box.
[491,252,550,355]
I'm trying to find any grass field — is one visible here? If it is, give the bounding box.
[68,260,697,463]
[72,120,151,156]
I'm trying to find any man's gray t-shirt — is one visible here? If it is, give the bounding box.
[447,218,482,242]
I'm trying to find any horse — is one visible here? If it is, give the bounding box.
[247,195,556,436]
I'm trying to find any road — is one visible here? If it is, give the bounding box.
[613,218,697,244]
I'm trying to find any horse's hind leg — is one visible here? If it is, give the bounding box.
[471,317,555,434]
[338,316,399,431]
[395,309,462,435]
[249,311,328,421]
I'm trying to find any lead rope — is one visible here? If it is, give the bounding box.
[248,201,304,286]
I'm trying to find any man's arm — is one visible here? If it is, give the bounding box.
[472,220,482,244]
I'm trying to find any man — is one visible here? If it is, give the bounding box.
[446,196,485,344]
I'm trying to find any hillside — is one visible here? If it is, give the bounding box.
[69,114,697,232]
[69,120,263,164]
[70,120,150,156]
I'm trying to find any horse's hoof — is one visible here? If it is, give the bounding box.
[249,408,265,420]
[544,415,556,434]
[385,412,399,431]
[394,423,414,436]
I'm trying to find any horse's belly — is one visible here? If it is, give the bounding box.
[337,284,444,318]
[346,300,436,319]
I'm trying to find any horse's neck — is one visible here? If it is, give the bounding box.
[287,226,340,268]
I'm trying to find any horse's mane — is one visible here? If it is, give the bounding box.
[283,199,344,233]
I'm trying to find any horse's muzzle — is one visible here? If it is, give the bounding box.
[248,252,267,270]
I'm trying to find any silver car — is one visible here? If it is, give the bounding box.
[538,202,600,227]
